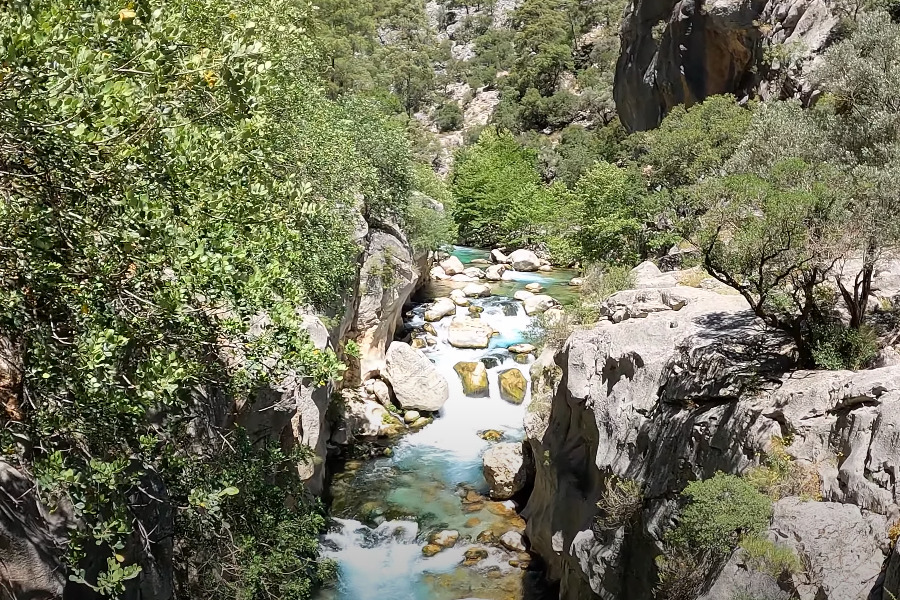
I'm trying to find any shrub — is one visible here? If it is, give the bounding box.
[524,310,577,350]
[582,264,635,300]
[596,476,643,529]
[738,535,802,579]
[434,101,465,132]
[655,546,710,600]
[811,321,879,370]
[666,473,773,557]
[744,437,822,501]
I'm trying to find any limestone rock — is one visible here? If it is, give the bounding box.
[509,249,541,272]
[483,442,533,500]
[454,361,490,397]
[450,288,470,307]
[498,368,528,404]
[430,530,460,548]
[384,342,449,411]
[630,260,677,288]
[600,288,689,323]
[440,255,465,276]
[514,290,535,301]
[447,317,495,349]
[425,297,457,321]
[422,544,442,557]
[569,277,584,286]
[500,531,527,552]
[404,410,421,423]
[371,379,392,406]
[430,265,449,280]
[463,283,492,297]
[508,343,536,354]
[491,249,510,264]
[525,282,544,293]
[486,264,508,281]
[538,265,552,272]
[449,273,478,282]
[464,267,486,279]
[339,394,399,438]
[523,294,559,316]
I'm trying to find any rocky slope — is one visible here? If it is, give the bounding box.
[524,263,900,599]
[614,0,840,130]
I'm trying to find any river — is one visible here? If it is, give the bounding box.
[316,247,577,600]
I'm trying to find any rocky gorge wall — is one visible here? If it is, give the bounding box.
[523,264,900,600]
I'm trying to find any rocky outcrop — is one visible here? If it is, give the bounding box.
[524,279,900,599]
[614,0,840,131]
[483,442,534,500]
[383,341,449,411]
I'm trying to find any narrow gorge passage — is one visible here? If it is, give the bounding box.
[317,247,576,600]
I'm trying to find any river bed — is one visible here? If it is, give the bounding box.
[316,247,577,600]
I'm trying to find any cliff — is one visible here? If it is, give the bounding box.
[524,266,900,599]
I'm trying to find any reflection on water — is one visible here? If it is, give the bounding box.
[318,247,576,600]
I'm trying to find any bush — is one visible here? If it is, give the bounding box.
[596,476,643,529]
[666,473,773,557]
[434,101,465,132]
[811,321,879,370]
[582,264,635,300]
[738,535,802,579]
[655,546,710,600]
[744,437,822,501]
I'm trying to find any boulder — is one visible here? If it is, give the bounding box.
[449,273,478,283]
[339,393,401,438]
[464,267,486,279]
[425,297,457,321]
[500,531,527,552]
[485,264,508,281]
[447,317,495,349]
[430,266,449,280]
[483,442,533,499]
[508,249,541,272]
[538,265,552,272]
[463,283,492,298]
[403,410,421,423]
[430,530,460,548]
[383,342,449,412]
[440,255,465,276]
[453,361,490,397]
[422,544,442,557]
[523,294,559,316]
[569,277,584,286]
[498,368,528,404]
[491,249,510,264]
[507,343,536,354]
[525,282,544,293]
[410,337,426,349]
[600,288,689,323]
[449,288,470,307]
[514,290,535,301]
[371,379,392,406]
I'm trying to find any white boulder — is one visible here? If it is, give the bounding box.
[384,342,449,411]
[523,294,559,315]
[483,442,533,499]
[447,317,495,349]
[491,249,510,264]
[508,249,541,272]
[463,283,492,298]
[440,255,466,276]
[425,297,457,322]
[514,290,535,301]
[485,264,508,281]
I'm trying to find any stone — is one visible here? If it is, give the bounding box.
[465,517,482,527]
[431,530,460,548]
[523,294,559,316]
[471,258,491,265]
[463,547,489,565]
[422,544,443,557]
[410,416,431,428]
[538,265,552,272]
[508,249,541,272]
[464,267,486,279]
[498,369,528,404]
[440,255,465,276]
[500,531,527,552]
[491,249,510,264]
[430,265,449,280]
[483,442,533,500]
[485,264,508,281]
[372,379,392,406]
[479,429,504,442]
[468,305,484,315]
[525,282,544,293]
[507,343,536,354]
[450,288,470,307]
[339,393,398,438]
[514,290,534,301]
[454,361,490,397]
[476,530,496,544]
[629,260,678,288]
[449,273,478,282]
[425,297,457,321]
[403,410,421,423]
[383,342,449,412]
[447,317,494,349]
[411,337,426,349]
[423,323,437,336]
[600,288,689,323]
[463,283,492,297]
[569,277,584,286]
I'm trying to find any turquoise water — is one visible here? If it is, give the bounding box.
[317,247,575,600]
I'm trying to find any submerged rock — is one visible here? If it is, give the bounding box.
[454,361,490,397]
[448,317,494,349]
[525,282,544,293]
[384,342,449,412]
[498,369,527,404]
[483,442,533,500]
[463,547,489,565]
[479,429,504,442]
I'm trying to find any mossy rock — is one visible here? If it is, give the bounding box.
[498,368,527,404]
[453,361,489,397]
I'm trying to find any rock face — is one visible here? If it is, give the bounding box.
[509,249,541,272]
[483,442,534,500]
[524,279,900,600]
[615,0,840,131]
[447,316,495,349]
[454,361,490,397]
[384,342,449,411]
